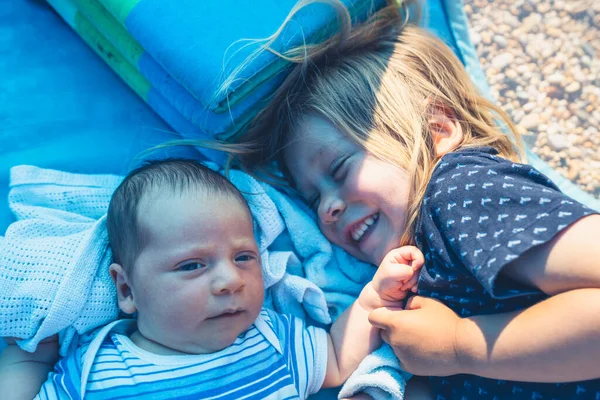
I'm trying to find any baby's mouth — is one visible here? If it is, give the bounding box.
[349,213,379,243]
[208,308,245,320]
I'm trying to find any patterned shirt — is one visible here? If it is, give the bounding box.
[415,147,600,399]
[36,308,327,400]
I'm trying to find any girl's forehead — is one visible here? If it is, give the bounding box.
[285,129,347,168]
[291,114,351,151]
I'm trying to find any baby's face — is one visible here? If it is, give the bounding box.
[128,188,264,355]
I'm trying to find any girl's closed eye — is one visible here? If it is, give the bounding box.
[178,262,207,272]
[330,155,350,181]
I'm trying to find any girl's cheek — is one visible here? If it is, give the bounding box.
[320,224,338,243]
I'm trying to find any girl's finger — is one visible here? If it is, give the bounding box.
[369,306,403,329]
[404,295,426,310]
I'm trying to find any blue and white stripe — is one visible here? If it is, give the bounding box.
[35,309,327,399]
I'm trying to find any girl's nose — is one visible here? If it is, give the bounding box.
[318,193,346,225]
[212,262,245,295]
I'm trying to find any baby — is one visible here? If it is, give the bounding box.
[32,158,423,399]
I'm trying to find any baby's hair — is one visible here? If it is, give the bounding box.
[107,158,249,275]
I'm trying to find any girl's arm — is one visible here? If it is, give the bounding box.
[370,214,600,381]
[0,336,58,400]
[456,288,600,381]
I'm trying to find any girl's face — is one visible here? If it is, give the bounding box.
[284,114,412,266]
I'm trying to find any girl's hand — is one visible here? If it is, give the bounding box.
[368,296,464,376]
[372,246,425,302]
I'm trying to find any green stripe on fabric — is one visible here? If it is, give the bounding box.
[73,11,150,100]
[72,0,144,66]
[46,0,79,26]
[99,0,141,25]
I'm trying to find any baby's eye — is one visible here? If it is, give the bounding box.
[179,262,207,271]
[235,253,257,263]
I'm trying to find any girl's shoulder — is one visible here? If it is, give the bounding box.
[430,146,556,194]
[437,146,509,170]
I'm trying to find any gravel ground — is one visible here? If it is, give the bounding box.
[463,0,599,199]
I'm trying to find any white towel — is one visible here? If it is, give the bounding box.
[339,344,412,400]
[0,164,407,398]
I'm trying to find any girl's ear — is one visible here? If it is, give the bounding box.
[109,263,137,315]
[428,102,463,157]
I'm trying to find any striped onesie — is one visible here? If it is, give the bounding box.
[36,308,327,399]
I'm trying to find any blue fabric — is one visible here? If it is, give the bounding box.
[0,1,201,236]
[415,147,600,399]
[122,0,388,139]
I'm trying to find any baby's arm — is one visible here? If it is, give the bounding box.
[0,336,58,400]
[373,246,424,300]
[322,246,424,388]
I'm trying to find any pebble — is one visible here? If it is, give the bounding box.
[465,0,600,198]
[520,113,540,130]
[548,73,565,84]
[547,132,569,151]
[583,43,596,58]
[565,81,581,93]
[493,35,508,48]
[491,53,515,70]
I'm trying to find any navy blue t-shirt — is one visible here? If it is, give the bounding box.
[414,147,599,399]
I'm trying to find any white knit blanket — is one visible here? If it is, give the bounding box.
[0,165,408,399]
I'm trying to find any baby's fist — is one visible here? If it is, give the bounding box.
[372,246,424,302]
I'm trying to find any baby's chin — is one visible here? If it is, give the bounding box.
[131,329,245,356]
[189,329,251,354]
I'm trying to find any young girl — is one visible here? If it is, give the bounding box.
[228,1,600,398]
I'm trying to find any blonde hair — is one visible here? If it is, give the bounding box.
[232,0,524,245]
[173,0,525,246]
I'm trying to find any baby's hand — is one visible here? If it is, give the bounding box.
[371,246,424,302]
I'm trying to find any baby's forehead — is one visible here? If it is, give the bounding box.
[136,184,252,225]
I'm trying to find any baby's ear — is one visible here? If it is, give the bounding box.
[428,101,463,157]
[109,263,137,315]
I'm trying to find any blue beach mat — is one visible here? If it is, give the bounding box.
[0,0,205,235]
[2,0,599,369]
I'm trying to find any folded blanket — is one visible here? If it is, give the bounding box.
[45,0,388,153]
